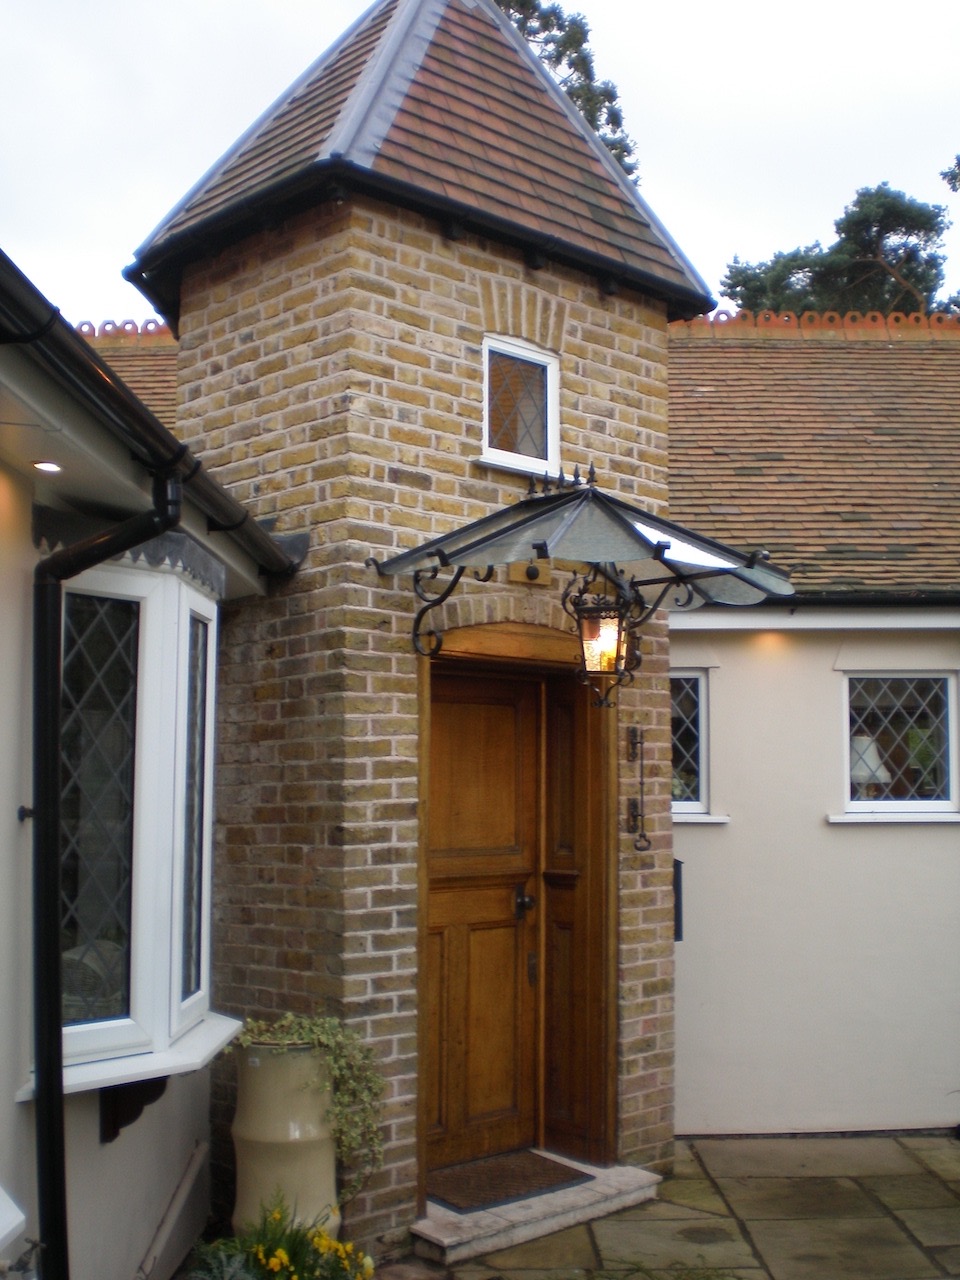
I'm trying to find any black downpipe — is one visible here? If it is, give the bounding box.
[32,474,181,1280]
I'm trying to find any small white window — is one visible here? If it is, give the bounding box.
[846,673,957,812]
[60,564,219,1067]
[671,671,708,814]
[482,335,560,476]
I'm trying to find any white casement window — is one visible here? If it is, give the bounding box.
[482,335,560,476]
[845,673,957,813]
[671,671,708,814]
[58,563,222,1075]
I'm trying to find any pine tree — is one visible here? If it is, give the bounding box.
[493,0,637,178]
[721,184,951,315]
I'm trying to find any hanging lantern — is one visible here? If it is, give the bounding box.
[560,566,642,705]
[574,599,628,676]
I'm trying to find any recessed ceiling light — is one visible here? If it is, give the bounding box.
[32,461,62,473]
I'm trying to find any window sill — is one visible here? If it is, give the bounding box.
[0,1185,26,1253]
[478,453,559,480]
[672,812,731,824]
[15,1011,240,1100]
[828,811,960,825]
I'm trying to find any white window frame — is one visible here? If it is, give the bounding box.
[59,564,221,1072]
[481,334,560,477]
[671,669,709,817]
[843,670,959,817]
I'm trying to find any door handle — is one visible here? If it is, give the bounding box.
[514,883,536,919]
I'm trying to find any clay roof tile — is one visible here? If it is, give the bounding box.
[668,311,960,598]
[128,0,710,326]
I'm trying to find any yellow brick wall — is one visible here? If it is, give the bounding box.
[176,194,675,1253]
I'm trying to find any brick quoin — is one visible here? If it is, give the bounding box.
[178,196,675,1254]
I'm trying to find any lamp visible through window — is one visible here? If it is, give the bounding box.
[850,733,891,799]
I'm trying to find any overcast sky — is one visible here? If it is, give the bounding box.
[4,0,959,325]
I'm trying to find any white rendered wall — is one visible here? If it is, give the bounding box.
[0,468,40,1261]
[65,1075,211,1279]
[0,459,212,1279]
[671,622,960,1135]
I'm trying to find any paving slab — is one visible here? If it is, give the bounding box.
[901,1136,960,1182]
[747,1217,939,1280]
[452,1269,591,1280]
[460,1269,591,1279]
[593,1213,757,1272]
[658,1177,733,1216]
[482,1225,598,1271]
[931,1243,960,1272]
[894,1206,960,1247]
[694,1136,922,1179]
[861,1174,960,1209]
[621,1198,729,1221]
[673,1139,703,1179]
[717,1176,880,1220]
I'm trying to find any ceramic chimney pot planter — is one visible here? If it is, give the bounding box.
[232,1043,340,1236]
[229,1012,384,1236]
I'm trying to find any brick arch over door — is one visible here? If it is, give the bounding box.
[428,580,575,652]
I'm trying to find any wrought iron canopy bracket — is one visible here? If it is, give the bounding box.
[366,476,793,688]
[406,562,494,656]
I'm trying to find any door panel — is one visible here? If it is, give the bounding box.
[426,673,538,1168]
[542,675,608,1161]
[424,665,609,1171]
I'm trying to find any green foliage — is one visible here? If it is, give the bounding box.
[236,1013,385,1202]
[185,1193,374,1280]
[721,183,952,315]
[942,154,960,193]
[492,0,637,177]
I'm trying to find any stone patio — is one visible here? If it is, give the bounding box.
[384,1132,960,1280]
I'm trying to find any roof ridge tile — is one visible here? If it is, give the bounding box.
[670,309,960,342]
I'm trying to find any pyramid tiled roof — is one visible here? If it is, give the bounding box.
[127,0,711,325]
[668,311,960,601]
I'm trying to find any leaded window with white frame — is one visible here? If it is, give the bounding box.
[671,671,707,814]
[846,673,956,811]
[482,335,560,476]
[59,563,219,1068]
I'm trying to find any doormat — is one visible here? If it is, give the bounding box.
[427,1149,592,1214]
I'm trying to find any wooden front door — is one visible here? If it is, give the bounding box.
[424,665,610,1172]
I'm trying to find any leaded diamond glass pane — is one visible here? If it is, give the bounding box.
[848,676,949,801]
[488,350,547,459]
[60,594,139,1024]
[671,676,701,802]
[181,615,208,1000]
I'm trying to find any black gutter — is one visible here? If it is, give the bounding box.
[0,249,300,581]
[124,160,715,331]
[0,247,300,1280]
[753,589,960,611]
[32,473,182,1280]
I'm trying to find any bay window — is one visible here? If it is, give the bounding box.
[56,561,226,1079]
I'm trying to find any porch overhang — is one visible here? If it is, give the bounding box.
[367,473,794,668]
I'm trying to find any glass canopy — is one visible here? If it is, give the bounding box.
[369,480,793,611]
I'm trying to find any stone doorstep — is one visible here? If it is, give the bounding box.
[411,1154,661,1265]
